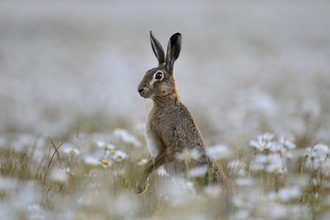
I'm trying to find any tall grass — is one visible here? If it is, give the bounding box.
[0,129,330,219]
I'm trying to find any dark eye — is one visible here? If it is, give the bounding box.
[155,72,163,80]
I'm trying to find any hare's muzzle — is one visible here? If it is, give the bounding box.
[138,88,144,97]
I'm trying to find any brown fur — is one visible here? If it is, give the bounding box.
[134,32,225,194]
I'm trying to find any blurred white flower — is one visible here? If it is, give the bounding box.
[267,203,288,219]
[278,186,301,202]
[62,144,81,156]
[50,168,69,183]
[96,141,115,150]
[113,128,141,147]
[99,159,112,169]
[0,176,18,190]
[175,148,200,162]
[231,194,254,210]
[204,185,222,198]
[235,177,255,186]
[207,144,231,159]
[161,178,197,206]
[138,158,148,166]
[267,136,296,158]
[111,150,128,162]
[249,161,264,172]
[111,192,139,217]
[157,166,168,177]
[27,204,45,220]
[249,132,275,151]
[232,209,250,220]
[279,135,296,150]
[268,186,301,202]
[266,159,287,174]
[11,133,36,153]
[187,166,208,178]
[255,153,286,174]
[289,205,311,219]
[83,156,100,166]
[305,143,329,169]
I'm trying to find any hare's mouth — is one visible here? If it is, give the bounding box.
[138,85,156,99]
[138,88,149,97]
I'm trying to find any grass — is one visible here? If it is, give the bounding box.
[0,126,330,219]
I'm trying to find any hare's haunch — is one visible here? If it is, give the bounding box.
[135,31,224,194]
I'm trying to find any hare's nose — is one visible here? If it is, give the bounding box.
[138,88,144,96]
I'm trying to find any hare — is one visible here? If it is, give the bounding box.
[135,31,224,194]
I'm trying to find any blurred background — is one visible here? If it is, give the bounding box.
[1,0,329,148]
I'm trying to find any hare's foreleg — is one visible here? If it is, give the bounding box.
[134,150,166,194]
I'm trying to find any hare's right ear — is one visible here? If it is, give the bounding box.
[166,33,181,73]
[150,31,165,65]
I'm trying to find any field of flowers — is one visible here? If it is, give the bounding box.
[1,1,330,219]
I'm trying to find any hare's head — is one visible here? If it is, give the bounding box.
[138,31,182,99]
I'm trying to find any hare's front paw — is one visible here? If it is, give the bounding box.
[134,178,149,194]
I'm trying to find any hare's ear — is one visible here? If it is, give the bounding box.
[166,33,181,73]
[150,31,165,65]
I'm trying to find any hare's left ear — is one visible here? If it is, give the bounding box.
[150,31,165,65]
[166,33,181,73]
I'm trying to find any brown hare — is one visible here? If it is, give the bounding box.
[135,31,224,194]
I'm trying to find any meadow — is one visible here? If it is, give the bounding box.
[1,1,330,219]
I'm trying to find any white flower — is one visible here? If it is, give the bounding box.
[266,158,287,174]
[157,166,168,177]
[204,185,222,198]
[175,148,201,162]
[279,135,296,150]
[255,153,286,174]
[267,186,301,202]
[305,143,329,169]
[50,168,69,183]
[83,156,100,166]
[96,141,115,150]
[0,177,18,191]
[249,132,275,151]
[187,166,208,178]
[278,186,301,202]
[62,144,81,156]
[99,159,112,168]
[111,150,128,162]
[138,158,148,166]
[231,194,254,210]
[113,128,141,147]
[255,154,274,163]
[207,144,231,159]
[27,204,45,220]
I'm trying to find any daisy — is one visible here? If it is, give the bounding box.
[62,145,81,156]
[112,150,128,162]
[96,141,115,150]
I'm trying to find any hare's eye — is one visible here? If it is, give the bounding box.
[155,72,163,80]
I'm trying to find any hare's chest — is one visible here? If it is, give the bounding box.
[145,127,159,157]
[145,110,171,157]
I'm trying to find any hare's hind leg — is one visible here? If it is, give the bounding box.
[134,150,166,194]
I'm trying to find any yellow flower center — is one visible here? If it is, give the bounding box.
[102,160,110,166]
[69,149,76,155]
